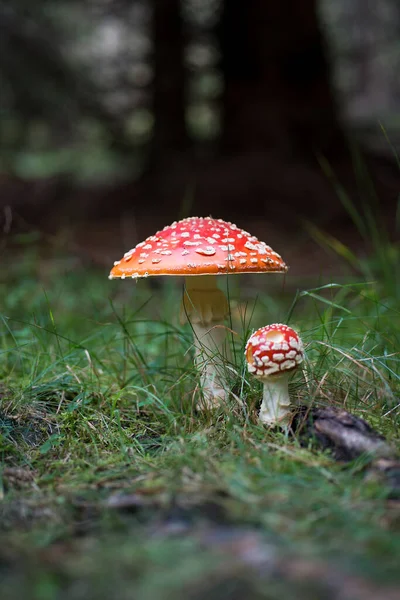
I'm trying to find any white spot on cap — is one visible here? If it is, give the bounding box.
[261,364,280,376]
[195,247,216,256]
[271,342,283,351]
[244,241,258,251]
[259,357,272,368]
[280,359,296,370]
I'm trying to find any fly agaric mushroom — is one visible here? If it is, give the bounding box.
[109,217,288,407]
[245,324,304,427]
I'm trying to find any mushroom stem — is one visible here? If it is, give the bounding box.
[181,276,231,407]
[259,373,291,426]
[191,320,231,405]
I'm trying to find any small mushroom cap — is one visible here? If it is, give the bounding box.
[245,324,304,378]
[109,216,288,279]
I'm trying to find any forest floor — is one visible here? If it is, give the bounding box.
[1,237,400,600]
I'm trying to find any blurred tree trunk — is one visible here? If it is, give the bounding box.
[149,0,189,163]
[136,0,191,219]
[218,0,344,158]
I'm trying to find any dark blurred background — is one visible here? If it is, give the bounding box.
[0,0,399,274]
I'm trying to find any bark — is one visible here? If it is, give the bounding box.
[292,405,400,498]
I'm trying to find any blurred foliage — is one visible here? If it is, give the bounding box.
[0,0,153,180]
[0,0,400,180]
[320,0,400,149]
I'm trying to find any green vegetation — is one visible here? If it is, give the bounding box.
[1,238,399,599]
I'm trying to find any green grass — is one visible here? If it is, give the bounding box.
[1,240,400,600]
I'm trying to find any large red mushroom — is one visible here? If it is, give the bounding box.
[109,217,288,407]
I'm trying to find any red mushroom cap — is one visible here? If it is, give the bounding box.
[245,324,304,378]
[109,217,287,279]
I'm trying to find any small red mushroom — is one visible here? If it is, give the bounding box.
[109,217,288,408]
[245,324,304,426]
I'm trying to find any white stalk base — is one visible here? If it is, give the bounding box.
[259,373,291,427]
[191,320,231,409]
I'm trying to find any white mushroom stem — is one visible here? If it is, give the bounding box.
[180,275,231,407]
[258,373,291,426]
